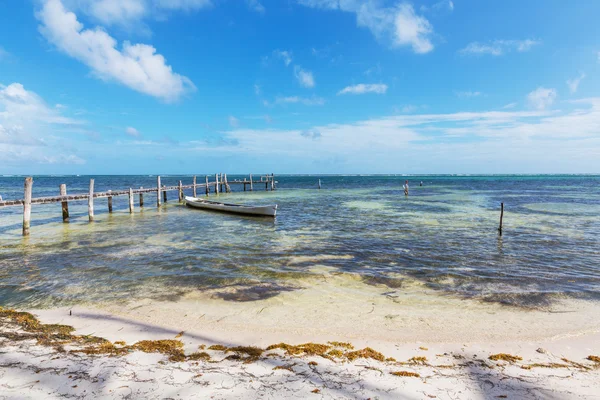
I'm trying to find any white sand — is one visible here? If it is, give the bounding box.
[2,272,600,399]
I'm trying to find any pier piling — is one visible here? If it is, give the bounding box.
[23,177,33,236]
[205,176,209,196]
[88,179,95,222]
[128,188,134,213]
[60,184,69,222]
[215,174,219,194]
[139,187,144,207]
[498,202,504,235]
[163,185,167,203]
[178,181,183,202]
[156,176,162,207]
[107,190,113,213]
[250,174,254,191]
[193,176,197,197]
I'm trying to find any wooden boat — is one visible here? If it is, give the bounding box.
[184,196,277,217]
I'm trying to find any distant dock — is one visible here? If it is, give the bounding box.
[0,174,276,236]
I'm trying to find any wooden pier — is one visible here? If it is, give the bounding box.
[0,174,276,236]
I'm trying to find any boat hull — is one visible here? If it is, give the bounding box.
[184,196,277,217]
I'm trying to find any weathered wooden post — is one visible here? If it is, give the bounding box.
[205,175,209,195]
[498,202,504,236]
[128,188,134,213]
[193,176,197,197]
[271,173,275,191]
[139,187,144,207]
[157,176,162,207]
[318,179,321,190]
[215,174,219,194]
[244,178,247,192]
[250,174,253,191]
[23,177,33,236]
[163,185,167,203]
[178,180,183,202]
[220,173,224,193]
[60,184,69,222]
[107,190,113,213]
[88,179,95,222]
[224,174,231,193]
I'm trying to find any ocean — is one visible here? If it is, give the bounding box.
[0,174,599,309]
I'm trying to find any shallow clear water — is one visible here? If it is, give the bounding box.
[0,175,599,308]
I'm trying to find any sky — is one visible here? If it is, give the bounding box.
[1,0,599,174]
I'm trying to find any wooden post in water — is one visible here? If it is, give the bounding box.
[271,173,275,191]
[107,190,113,213]
[157,176,162,207]
[60,184,69,222]
[224,174,231,193]
[215,174,219,194]
[163,185,167,203]
[498,202,504,236]
[193,176,197,197]
[205,175,209,195]
[128,188,134,213]
[88,179,95,222]
[178,180,183,202]
[318,179,321,190]
[243,178,247,191]
[23,177,33,236]
[250,174,254,191]
[139,187,144,207]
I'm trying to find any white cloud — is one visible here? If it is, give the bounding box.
[294,66,315,88]
[422,0,454,12]
[502,102,517,109]
[300,129,322,139]
[273,96,325,106]
[126,126,141,137]
[394,4,433,54]
[460,39,541,56]
[228,115,240,127]
[338,83,388,95]
[456,91,482,98]
[254,84,261,95]
[38,0,195,102]
[246,0,265,13]
[567,73,585,94]
[273,50,293,66]
[87,0,146,25]
[298,1,435,54]
[0,82,86,166]
[527,87,557,110]
[65,0,212,26]
[154,0,212,10]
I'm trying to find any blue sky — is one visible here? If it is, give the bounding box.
[1,0,599,174]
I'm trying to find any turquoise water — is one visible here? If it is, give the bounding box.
[0,175,599,308]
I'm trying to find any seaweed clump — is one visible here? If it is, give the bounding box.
[132,340,185,362]
[390,371,420,378]
[208,344,228,351]
[345,347,385,362]
[489,353,522,363]
[328,341,354,350]
[408,356,428,365]
[587,355,600,363]
[226,346,264,363]
[267,343,331,357]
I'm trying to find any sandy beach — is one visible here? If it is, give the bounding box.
[2,270,599,399]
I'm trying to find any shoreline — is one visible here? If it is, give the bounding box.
[2,274,599,399]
